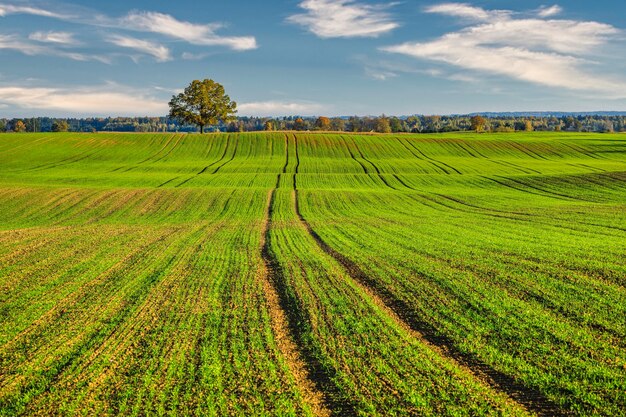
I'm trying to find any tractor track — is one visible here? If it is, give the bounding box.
[258,138,354,416]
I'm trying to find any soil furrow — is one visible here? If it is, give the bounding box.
[211,135,239,174]
[347,136,398,190]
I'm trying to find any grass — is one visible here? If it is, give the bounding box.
[0,131,624,416]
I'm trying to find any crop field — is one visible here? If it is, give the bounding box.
[0,131,625,416]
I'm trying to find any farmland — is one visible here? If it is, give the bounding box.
[0,131,625,416]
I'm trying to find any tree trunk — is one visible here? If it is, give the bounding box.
[200,125,204,134]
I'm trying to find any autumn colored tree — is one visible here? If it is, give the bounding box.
[14,120,26,133]
[375,116,392,134]
[315,116,331,131]
[524,120,534,132]
[264,120,274,131]
[293,118,306,131]
[168,79,237,134]
[470,115,487,132]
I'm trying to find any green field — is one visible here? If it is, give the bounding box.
[0,131,625,416]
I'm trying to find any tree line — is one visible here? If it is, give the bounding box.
[1,114,624,134]
[1,80,624,134]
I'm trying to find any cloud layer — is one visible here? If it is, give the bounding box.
[29,31,78,45]
[288,0,398,38]
[0,84,167,115]
[0,34,110,63]
[0,82,324,117]
[0,4,67,18]
[382,3,626,95]
[238,101,324,116]
[120,12,257,51]
[0,2,257,63]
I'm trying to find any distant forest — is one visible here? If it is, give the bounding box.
[1,114,624,134]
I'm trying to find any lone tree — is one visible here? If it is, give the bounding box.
[168,79,237,134]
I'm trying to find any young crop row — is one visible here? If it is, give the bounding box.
[292,134,626,415]
[0,186,309,415]
[260,147,530,415]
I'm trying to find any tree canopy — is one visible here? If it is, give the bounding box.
[376,116,392,133]
[315,116,331,131]
[293,118,306,131]
[13,120,26,133]
[168,79,237,134]
[524,120,534,132]
[2,114,624,134]
[470,115,487,132]
[51,120,69,132]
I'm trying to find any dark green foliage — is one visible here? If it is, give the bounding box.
[168,79,237,134]
[51,120,69,132]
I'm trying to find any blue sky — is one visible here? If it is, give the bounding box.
[0,0,625,117]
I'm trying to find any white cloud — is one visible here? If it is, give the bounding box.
[424,3,509,22]
[287,0,398,38]
[0,84,167,115]
[383,3,626,96]
[29,31,77,45]
[0,4,68,19]
[0,34,109,63]
[462,19,617,55]
[538,5,563,18]
[119,11,257,51]
[0,3,257,54]
[107,34,171,62]
[60,51,111,64]
[238,101,324,116]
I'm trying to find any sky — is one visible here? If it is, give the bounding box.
[0,0,625,117]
